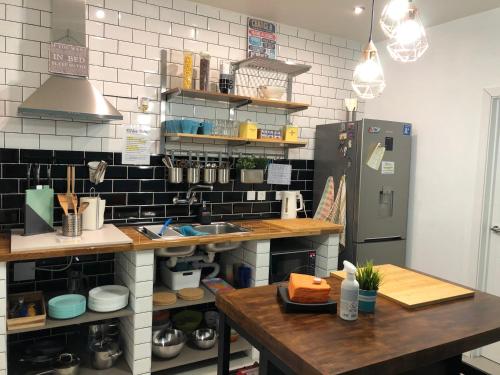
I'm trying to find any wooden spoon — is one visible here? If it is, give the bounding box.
[57,194,69,216]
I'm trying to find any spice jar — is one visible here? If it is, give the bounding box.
[219,61,234,94]
[182,50,194,89]
[199,51,211,91]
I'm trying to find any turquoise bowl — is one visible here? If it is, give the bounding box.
[358,289,377,313]
[164,120,180,133]
[48,294,86,319]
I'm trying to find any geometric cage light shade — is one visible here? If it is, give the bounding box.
[352,41,386,99]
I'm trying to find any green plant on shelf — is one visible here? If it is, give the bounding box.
[235,156,268,170]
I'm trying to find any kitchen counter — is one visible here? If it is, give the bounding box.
[0,219,343,262]
[216,277,500,375]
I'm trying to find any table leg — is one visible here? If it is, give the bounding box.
[217,312,231,375]
[259,350,270,374]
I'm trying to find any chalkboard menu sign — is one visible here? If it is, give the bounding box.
[247,17,277,59]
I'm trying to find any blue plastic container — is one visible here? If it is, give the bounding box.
[164,120,180,133]
[199,121,214,135]
[48,294,86,319]
[179,119,200,134]
[358,289,377,313]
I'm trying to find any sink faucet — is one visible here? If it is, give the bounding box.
[173,185,213,205]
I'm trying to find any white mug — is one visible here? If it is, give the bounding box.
[81,197,106,230]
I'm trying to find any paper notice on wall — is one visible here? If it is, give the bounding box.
[122,124,151,165]
[366,143,385,170]
[381,161,395,174]
[267,163,292,185]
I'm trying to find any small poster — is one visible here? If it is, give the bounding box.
[49,42,88,77]
[122,124,151,165]
[366,143,385,170]
[381,161,395,175]
[247,17,277,59]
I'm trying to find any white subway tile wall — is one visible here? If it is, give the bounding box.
[0,0,363,159]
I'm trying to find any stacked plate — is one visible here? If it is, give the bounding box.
[48,294,86,319]
[88,285,129,313]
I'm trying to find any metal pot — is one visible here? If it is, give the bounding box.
[54,353,80,375]
[90,340,122,370]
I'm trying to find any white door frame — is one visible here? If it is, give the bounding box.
[474,87,500,358]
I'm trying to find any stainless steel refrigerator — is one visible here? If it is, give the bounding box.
[313,119,411,267]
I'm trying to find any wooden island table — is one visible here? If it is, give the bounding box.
[216,276,500,375]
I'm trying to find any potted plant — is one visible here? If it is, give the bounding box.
[356,260,382,313]
[236,156,267,183]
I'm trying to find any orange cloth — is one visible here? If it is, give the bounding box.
[288,273,331,304]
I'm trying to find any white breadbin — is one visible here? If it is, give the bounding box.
[160,264,201,290]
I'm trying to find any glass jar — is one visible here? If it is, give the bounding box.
[199,51,211,91]
[219,60,233,94]
[182,50,194,89]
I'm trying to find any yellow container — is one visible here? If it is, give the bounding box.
[239,121,258,139]
[283,125,299,141]
[182,50,194,89]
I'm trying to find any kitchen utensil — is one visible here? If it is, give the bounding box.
[277,286,337,314]
[172,310,202,333]
[217,167,230,184]
[48,294,86,319]
[62,213,82,237]
[20,338,65,367]
[187,167,200,184]
[331,264,475,309]
[54,353,80,375]
[78,201,89,214]
[24,183,55,235]
[57,194,69,216]
[66,165,73,212]
[153,291,177,307]
[81,194,106,230]
[70,165,77,211]
[177,287,204,301]
[158,218,173,236]
[280,191,304,219]
[257,85,286,100]
[67,270,88,295]
[152,320,173,339]
[168,167,183,183]
[88,160,108,184]
[152,328,186,359]
[90,339,122,370]
[191,328,218,350]
[88,285,129,313]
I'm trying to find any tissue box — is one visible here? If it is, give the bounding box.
[239,121,258,139]
[283,126,299,141]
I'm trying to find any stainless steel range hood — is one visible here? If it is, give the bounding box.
[18,0,123,122]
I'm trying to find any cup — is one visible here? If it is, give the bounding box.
[62,213,82,237]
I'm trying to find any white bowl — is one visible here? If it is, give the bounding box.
[257,85,285,100]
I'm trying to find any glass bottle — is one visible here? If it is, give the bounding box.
[182,50,194,89]
[199,51,211,91]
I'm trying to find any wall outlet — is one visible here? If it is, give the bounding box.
[257,191,266,201]
[247,191,256,201]
[275,191,283,200]
[13,261,35,281]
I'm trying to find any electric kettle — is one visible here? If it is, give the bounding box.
[280,191,304,219]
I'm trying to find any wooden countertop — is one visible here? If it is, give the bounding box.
[216,277,500,375]
[0,219,342,262]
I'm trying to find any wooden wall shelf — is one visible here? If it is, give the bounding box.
[162,88,309,113]
[164,133,307,148]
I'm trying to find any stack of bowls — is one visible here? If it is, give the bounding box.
[88,285,129,313]
[48,294,86,319]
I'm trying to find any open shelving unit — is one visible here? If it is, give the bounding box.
[163,132,307,149]
[7,307,134,334]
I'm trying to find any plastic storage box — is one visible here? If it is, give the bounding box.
[160,263,202,290]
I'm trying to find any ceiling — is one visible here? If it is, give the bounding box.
[197,0,500,41]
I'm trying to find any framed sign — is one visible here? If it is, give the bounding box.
[49,42,89,77]
[247,17,277,59]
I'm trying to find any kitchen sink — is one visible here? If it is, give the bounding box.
[136,225,196,257]
[171,222,250,252]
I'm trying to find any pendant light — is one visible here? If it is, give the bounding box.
[381,0,429,62]
[352,0,386,99]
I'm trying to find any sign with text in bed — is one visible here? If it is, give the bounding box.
[247,17,277,59]
[49,42,89,77]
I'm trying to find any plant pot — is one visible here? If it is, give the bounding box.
[240,169,264,184]
[358,289,377,313]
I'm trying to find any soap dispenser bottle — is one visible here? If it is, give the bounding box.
[339,261,359,321]
[198,201,211,225]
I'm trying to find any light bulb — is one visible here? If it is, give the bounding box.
[380,0,409,37]
[352,41,386,99]
[386,5,429,62]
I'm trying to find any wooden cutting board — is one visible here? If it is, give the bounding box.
[11,224,132,252]
[265,218,342,232]
[331,264,475,309]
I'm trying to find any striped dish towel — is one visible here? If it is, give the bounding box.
[314,176,335,222]
[332,175,346,246]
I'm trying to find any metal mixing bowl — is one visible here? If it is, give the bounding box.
[152,329,186,359]
[191,328,217,350]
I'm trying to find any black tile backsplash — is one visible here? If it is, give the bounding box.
[0,148,315,230]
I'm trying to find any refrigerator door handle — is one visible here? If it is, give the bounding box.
[363,236,403,243]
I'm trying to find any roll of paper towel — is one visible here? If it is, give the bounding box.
[81,197,106,230]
